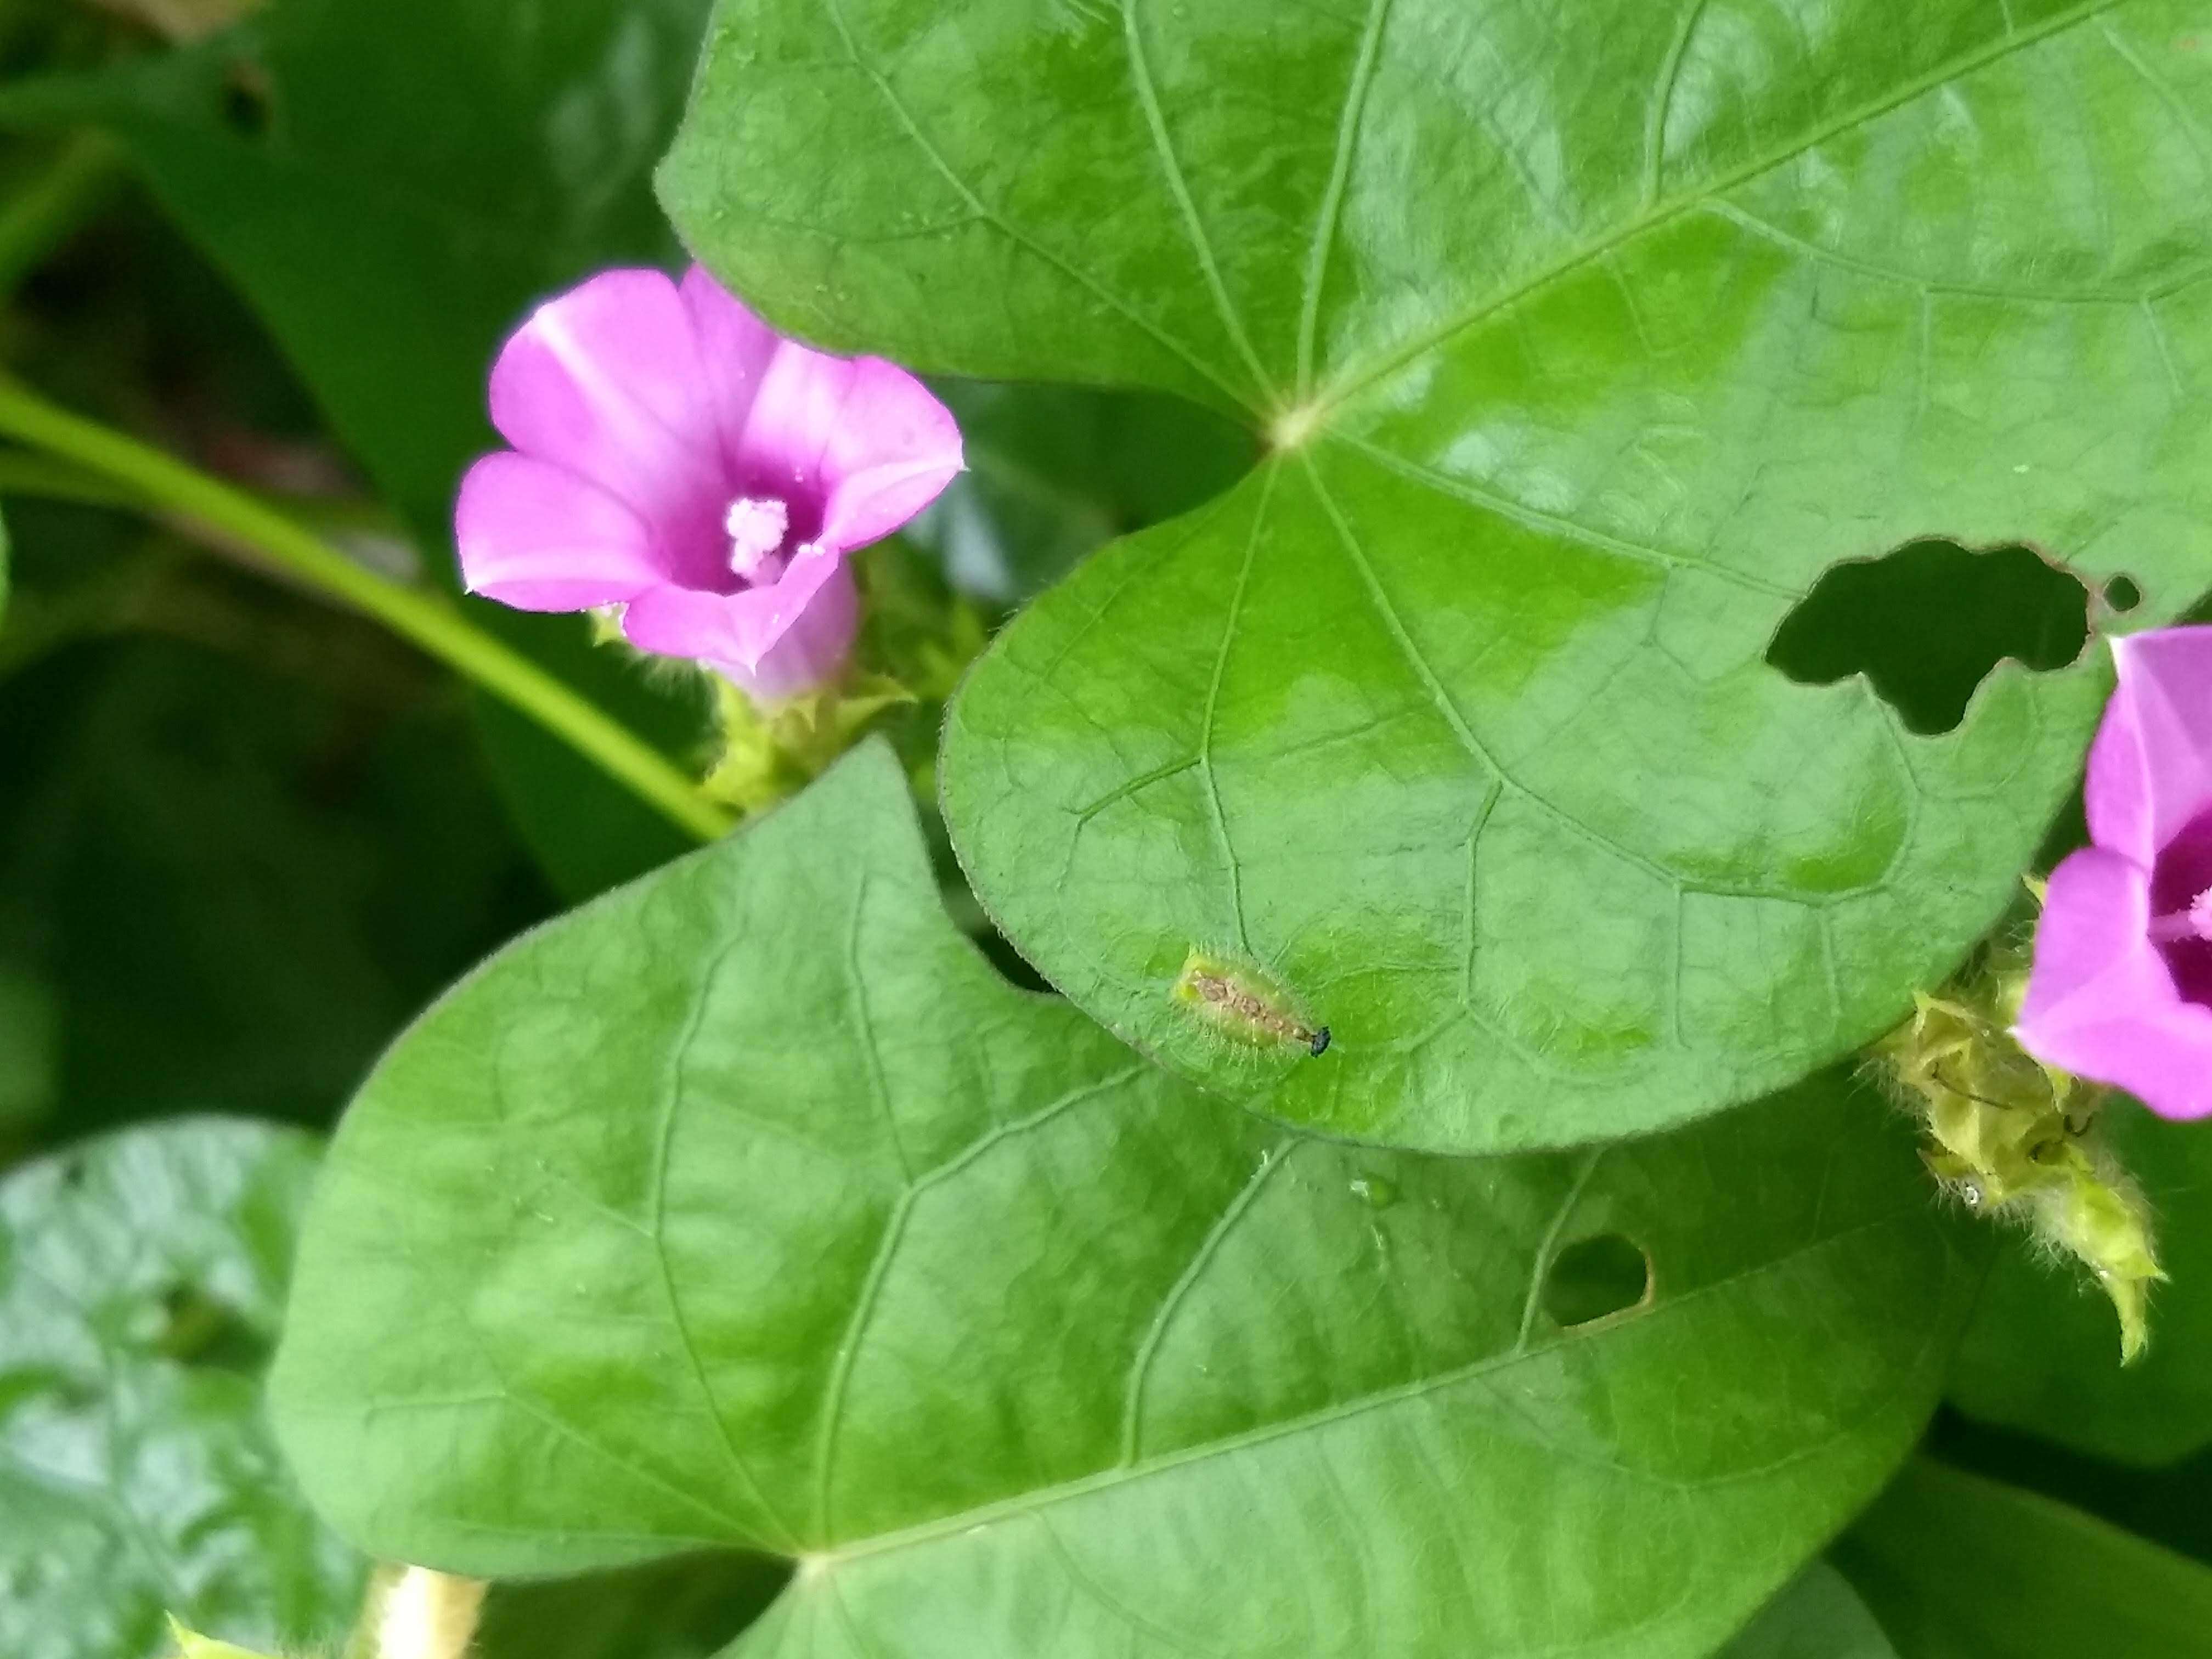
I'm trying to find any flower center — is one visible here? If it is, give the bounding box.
[724,496,790,578]
[2149,885,2212,945]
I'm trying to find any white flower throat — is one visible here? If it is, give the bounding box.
[725,496,789,577]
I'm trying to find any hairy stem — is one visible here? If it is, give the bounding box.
[0,377,733,841]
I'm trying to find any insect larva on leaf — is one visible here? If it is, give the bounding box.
[1173,950,1330,1058]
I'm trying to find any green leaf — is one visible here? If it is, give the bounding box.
[1948,1097,2212,1466]
[476,1554,790,1659]
[0,0,719,899]
[273,740,1980,1657]
[468,614,702,901]
[0,960,58,1150]
[662,0,2212,1152]
[0,1119,365,1659]
[0,635,543,1136]
[1722,1564,1899,1659]
[1833,1459,2212,1657]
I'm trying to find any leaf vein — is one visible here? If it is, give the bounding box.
[814,0,1251,411]
[1119,1139,1296,1464]
[1295,0,1397,398]
[1119,0,1279,405]
[1314,0,2132,419]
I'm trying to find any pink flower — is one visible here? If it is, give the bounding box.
[456,267,962,699]
[2016,627,2212,1119]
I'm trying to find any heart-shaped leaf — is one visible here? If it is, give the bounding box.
[1950,1097,2212,1467]
[0,1120,364,1659]
[272,741,1980,1657]
[661,0,2212,1151]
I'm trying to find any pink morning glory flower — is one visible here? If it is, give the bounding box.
[2016,627,2212,1119]
[455,266,962,699]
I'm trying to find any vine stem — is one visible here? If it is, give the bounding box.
[0,376,734,842]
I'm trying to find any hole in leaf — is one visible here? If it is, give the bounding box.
[155,1284,269,1372]
[219,59,275,139]
[1542,1234,1651,1329]
[1766,538,2090,734]
[2106,574,2143,613]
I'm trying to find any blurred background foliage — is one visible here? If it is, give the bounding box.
[0,0,2209,1654]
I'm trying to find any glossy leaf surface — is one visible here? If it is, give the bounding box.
[273,742,1978,1657]
[1835,1459,2212,1657]
[1949,1097,2212,1466]
[664,0,2212,1150]
[0,1120,364,1659]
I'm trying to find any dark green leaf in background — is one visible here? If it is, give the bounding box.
[1835,1459,2212,1658]
[0,632,544,1136]
[0,1119,364,1659]
[1949,1097,2212,1467]
[913,381,1256,607]
[0,0,720,898]
[475,1554,790,1659]
[0,958,57,1150]
[1722,1563,1898,1659]
[0,0,708,529]
[273,742,1981,1658]
[664,0,2212,1152]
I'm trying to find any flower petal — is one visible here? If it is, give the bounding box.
[619,547,855,698]
[812,359,965,552]
[680,266,782,471]
[488,269,720,520]
[2015,845,2212,1120]
[2087,627,2212,866]
[456,453,659,611]
[746,560,860,701]
[732,341,962,550]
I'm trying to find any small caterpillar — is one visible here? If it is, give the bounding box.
[1173,951,1330,1057]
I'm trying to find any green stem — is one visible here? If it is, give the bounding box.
[0,133,129,295]
[0,448,137,509]
[0,378,733,842]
